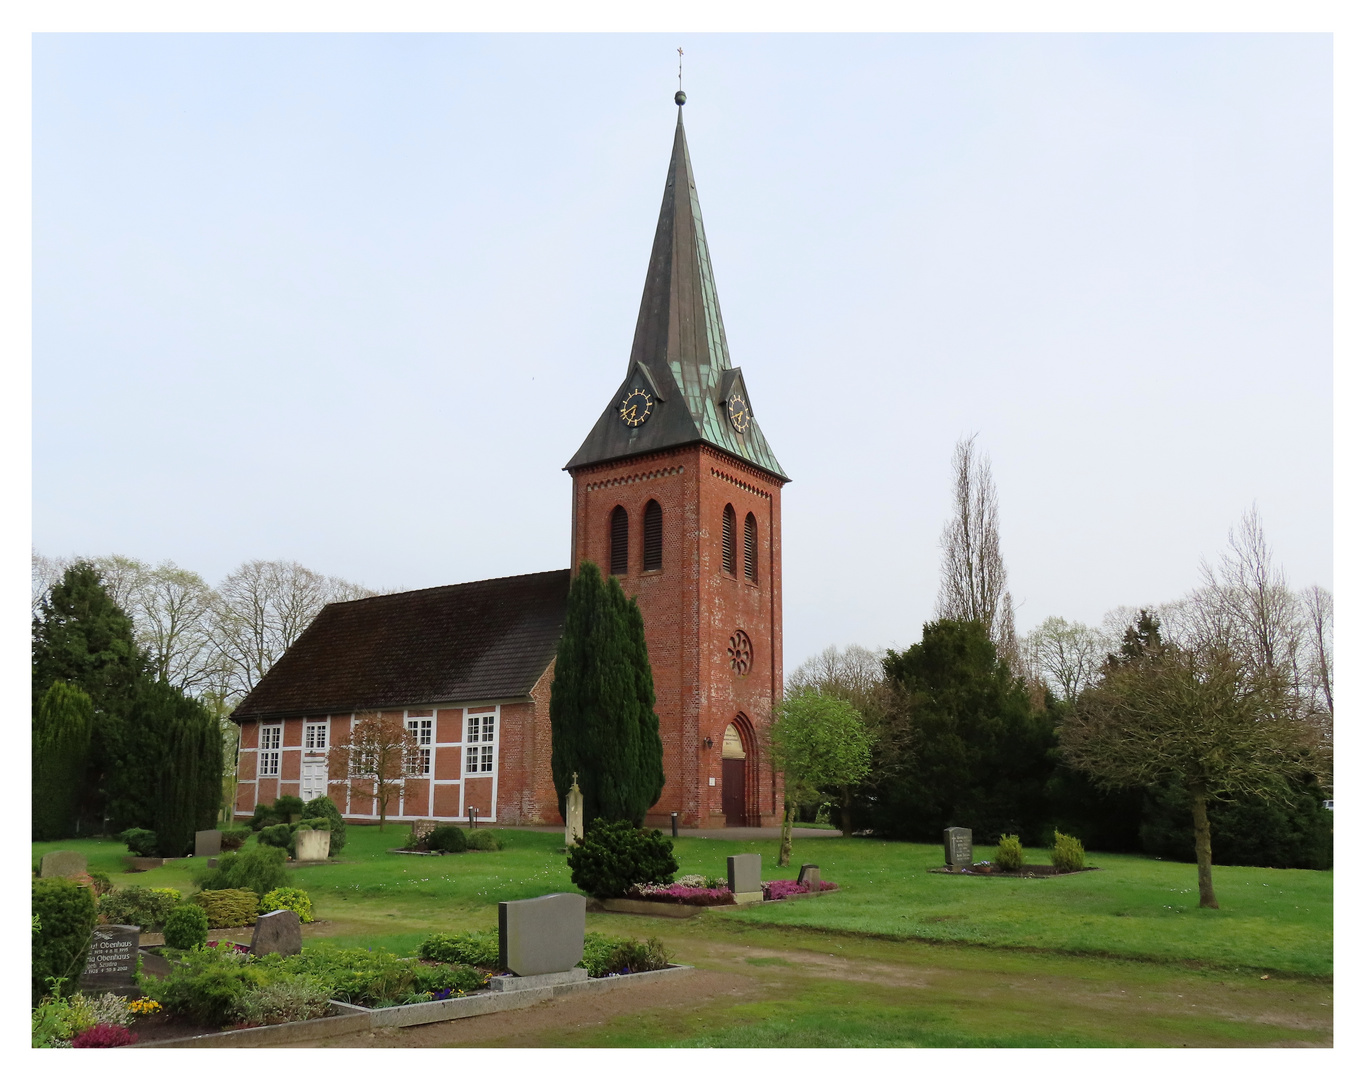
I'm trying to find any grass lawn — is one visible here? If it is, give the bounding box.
[35,827,1331,978]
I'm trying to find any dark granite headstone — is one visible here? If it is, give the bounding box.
[727,854,763,902]
[79,925,140,995]
[943,827,973,869]
[498,893,586,976]
[39,850,87,878]
[250,909,303,957]
[194,829,222,858]
[797,863,822,890]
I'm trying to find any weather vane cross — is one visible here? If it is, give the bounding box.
[675,47,687,105]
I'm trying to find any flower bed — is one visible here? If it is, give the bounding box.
[625,883,735,905]
[762,880,839,901]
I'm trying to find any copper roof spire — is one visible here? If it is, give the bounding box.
[566,94,786,480]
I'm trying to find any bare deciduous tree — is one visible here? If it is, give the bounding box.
[1301,584,1333,722]
[1022,616,1107,705]
[31,550,70,616]
[327,710,421,830]
[212,559,375,702]
[935,436,1018,668]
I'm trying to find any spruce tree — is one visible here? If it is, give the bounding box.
[550,562,665,826]
[31,681,94,841]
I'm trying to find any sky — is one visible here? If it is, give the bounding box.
[30,32,1334,669]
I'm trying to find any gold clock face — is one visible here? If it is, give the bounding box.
[619,388,654,427]
[727,392,752,433]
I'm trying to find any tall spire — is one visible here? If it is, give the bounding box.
[566,99,786,480]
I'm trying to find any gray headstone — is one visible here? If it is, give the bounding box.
[498,892,586,976]
[250,909,303,957]
[410,819,437,844]
[295,829,331,861]
[39,850,87,878]
[194,829,222,858]
[797,863,822,890]
[727,853,762,896]
[943,827,973,869]
[79,924,140,995]
[564,778,584,848]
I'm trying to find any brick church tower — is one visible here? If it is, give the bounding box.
[566,98,788,828]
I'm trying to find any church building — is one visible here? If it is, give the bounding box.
[231,96,788,828]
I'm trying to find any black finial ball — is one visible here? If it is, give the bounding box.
[675,90,687,106]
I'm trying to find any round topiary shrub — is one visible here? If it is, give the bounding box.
[118,828,158,857]
[466,829,503,852]
[32,877,97,1005]
[1051,830,1086,872]
[272,795,305,821]
[302,795,347,855]
[994,834,1024,872]
[260,887,314,923]
[257,823,293,849]
[220,827,252,851]
[567,818,679,899]
[427,825,468,853]
[163,903,210,950]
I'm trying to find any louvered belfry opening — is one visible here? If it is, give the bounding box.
[721,504,736,575]
[643,500,663,571]
[744,512,758,582]
[610,505,629,575]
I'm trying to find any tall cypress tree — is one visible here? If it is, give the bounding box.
[32,681,94,841]
[32,562,148,829]
[550,562,665,826]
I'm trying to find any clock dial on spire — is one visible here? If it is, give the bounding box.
[619,388,654,427]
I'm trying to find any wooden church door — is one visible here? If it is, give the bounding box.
[721,723,747,826]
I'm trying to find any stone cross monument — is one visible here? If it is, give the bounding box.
[564,772,585,847]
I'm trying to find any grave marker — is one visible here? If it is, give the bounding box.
[79,924,140,996]
[295,829,331,862]
[564,773,584,848]
[250,909,303,957]
[727,853,763,903]
[498,893,585,976]
[797,863,822,890]
[943,827,973,869]
[39,850,87,878]
[194,829,222,858]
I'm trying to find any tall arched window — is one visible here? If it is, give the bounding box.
[643,500,663,571]
[610,506,628,575]
[721,504,736,576]
[744,512,758,582]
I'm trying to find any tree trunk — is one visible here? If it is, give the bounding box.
[777,801,795,867]
[840,785,853,837]
[1189,783,1219,909]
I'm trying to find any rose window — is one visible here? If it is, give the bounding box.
[728,630,753,675]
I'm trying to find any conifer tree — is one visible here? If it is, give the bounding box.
[550,562,665,826]
[31,681,94,841]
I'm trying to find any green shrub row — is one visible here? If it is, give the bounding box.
[261,948,485,1008]
[97,886,182,930]
[417,930,500,967]
[193,845,290,895]
[579,932,671,977]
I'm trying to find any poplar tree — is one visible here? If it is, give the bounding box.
[550,562,665,826]
[31,681,94,841]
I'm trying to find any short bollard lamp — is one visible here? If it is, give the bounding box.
[671,811,679,838]
[468,806,477,831]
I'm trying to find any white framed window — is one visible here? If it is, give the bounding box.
[406,716,433,776]
[465,711,496,775]
[259,724,282,777]
[304,722,328,751]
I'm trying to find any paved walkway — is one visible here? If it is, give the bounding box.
[499,824,842,841]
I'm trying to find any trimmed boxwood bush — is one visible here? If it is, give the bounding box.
[248,803,281,831]
[118,828,158,858]
[193,845,290,895]
[579,932,671,977]
[32,878,98,1004]
[302,795,347,855]
[567,818,678,899]
[1051,830,1086,872]
[163,903,210,950]
[260,887,314,923]
[417,930,500,967]
[273,794,305,820]
[256,823,293,849]
[427,825,468,853]
[97,886,181,930]
[220,827,252,851]
[994,834,1024,872]
[192,889,261,928]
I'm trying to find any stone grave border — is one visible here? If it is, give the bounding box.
[927,865,1099,878]
[137,964,693,1047]
[592,886,840,919]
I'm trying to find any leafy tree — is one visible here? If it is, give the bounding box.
[549,562,665,826]
[31,681,94,841]
[860,620,1056,843]
[771,691,872,863]
[104,679,223,856]
[1062,618,1325,908]
[327,711,421,830]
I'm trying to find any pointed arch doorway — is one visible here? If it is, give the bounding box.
[721,721,749,826]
